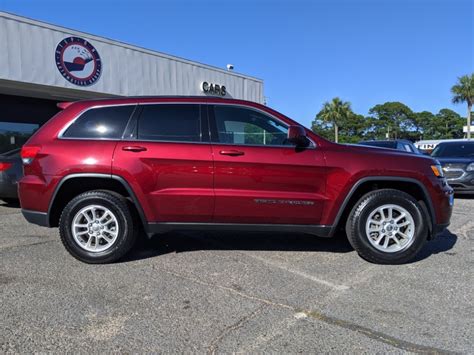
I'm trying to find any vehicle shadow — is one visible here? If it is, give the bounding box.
[0,200,20,208]
[123,227,459,264]
[122,230,354,263]
[411,229,458,262]
[455,194,474,200]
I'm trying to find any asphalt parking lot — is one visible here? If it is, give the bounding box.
[1,198,473,353]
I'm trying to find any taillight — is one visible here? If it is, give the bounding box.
[21,145,41,165]
[0,162,12,171]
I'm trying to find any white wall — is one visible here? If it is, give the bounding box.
[0,12,264,103]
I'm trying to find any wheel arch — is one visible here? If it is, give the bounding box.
[48,173,147,230]
[331,177,435,238]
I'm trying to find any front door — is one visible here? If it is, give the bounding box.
[208,104,326,225]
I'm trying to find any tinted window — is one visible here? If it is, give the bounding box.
[63,106,135,139]
[432,143,474,157]
[0,122,39,153]
[1,148,20,157]
[137,104,201,142]
[213,106,288,146]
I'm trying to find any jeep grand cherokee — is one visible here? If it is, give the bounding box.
[19,97,454,264]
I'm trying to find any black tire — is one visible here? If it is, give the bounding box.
[59,190,137,264]
[346,189,428,264]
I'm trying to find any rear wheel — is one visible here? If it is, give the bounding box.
[59,190,137,263]
[346,189,428,264]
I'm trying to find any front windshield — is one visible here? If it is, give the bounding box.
[431,143,474,157]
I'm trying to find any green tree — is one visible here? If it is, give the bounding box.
[315,98,352,143]
[310,118,333,141]
[451,74,474,139]
[433,109,464,139]
[338,113,370,143]
[368,102,414,140]
[411,111,434,140]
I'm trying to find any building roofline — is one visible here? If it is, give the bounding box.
[60,95,263,105]
[0,11,263,83]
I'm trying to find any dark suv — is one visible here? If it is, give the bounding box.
[431,141,474,194]
[19,97,453,264]
[358,140,422,154]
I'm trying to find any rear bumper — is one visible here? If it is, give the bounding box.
[21,209,50,227]
[0,179,19,199]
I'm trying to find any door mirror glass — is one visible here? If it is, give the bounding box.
[288,125,309,147]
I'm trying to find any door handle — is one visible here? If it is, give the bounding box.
[219,150,245,156]
[122,146,147,152]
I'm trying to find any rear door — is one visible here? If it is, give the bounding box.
[113,103,214,223]
[208,104,326,225]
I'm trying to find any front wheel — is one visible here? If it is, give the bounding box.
[59,190,137,264]
[346,189,428,264]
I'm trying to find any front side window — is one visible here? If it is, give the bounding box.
[137,104,201,142]
[62,105,135,139]
[213,106,289,146]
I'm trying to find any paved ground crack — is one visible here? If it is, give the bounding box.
[207,304,267,355]
[300,310,457,354]
[452,221,474,239]
[0,240,56,253]
[159,267,456,354]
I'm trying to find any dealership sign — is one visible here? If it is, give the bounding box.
[201,81,226,96]
[55,37,102,86]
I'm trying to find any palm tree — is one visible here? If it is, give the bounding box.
[451,74,474,140]
[318,97,352,143]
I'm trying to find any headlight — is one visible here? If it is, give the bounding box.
[431,164,444,178]
[467,163,474,172]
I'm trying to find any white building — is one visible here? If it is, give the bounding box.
[0,12,264,153]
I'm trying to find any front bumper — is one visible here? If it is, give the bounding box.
[427,180,453,240]
[432,222,450,237]
[446,172,474,194]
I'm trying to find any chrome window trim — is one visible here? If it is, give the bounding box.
[57,100,316,149]
[207,141,316,150]
[209,103,317,149]
[58,103,139,140]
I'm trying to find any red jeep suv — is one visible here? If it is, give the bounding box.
[19,97,453,264]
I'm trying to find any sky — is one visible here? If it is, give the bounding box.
[0,0,473,128]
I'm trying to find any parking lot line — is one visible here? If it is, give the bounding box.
[244,253,350,291]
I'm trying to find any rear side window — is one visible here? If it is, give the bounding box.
[137,104,201,142]
[62,105,135,139]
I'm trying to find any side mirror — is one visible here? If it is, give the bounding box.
[288,125,310,147]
